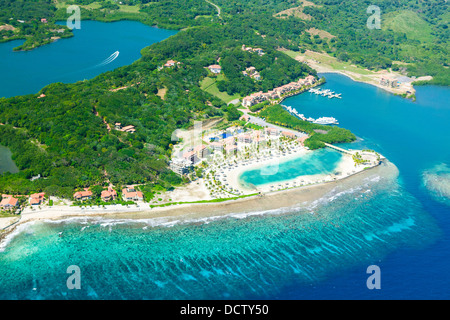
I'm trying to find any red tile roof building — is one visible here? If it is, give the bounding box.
[73,188,93,201]
[297,135,309,145]
[164,60,176,67]
[281,131,297,139]
[122,186,144,201]
[101,187,117,201]
[208,64,222,74]
[29,192,45,206]
[0,195,19,209]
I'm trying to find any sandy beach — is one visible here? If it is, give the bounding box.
[225,148,360,194]
[284,49,433,98]
[0,160,393,250]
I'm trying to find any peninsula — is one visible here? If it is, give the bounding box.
[0,0,446,244]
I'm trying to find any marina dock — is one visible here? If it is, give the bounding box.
[309,88,342,99]
[281,105,339,125]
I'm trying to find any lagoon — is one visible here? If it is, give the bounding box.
[239,148,342,188]
[0,20,177,98]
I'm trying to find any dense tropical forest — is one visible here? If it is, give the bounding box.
[215,47,316,97]
[0,0,74,51]
[257,104,356,149]
[0,0,447,198]
[212,0,449,85]
[0,9,316,198]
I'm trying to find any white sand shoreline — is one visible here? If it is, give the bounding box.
[0,158,391,251]
[225,148,365,194]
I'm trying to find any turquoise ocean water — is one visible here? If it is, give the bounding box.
[0,25,449,298]
[239,148,342,188]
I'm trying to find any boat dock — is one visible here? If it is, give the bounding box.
[281,105,339,125]
[308,88,342,99]
[324,143,354,155]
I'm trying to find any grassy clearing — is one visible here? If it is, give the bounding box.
[200,74,241,104]
[281,49,374,77]
[195,15,213,20]
[55,1,140,13]
[383,10,434,43]
[118,4,141,13]
[0,211,16,218]
[157,86,167,100]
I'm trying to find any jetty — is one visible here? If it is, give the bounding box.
[324,143,354,155]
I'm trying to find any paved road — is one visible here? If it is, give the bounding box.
[205,0,221,18]
[242,109,308,138]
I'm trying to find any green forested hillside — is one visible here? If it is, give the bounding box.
[211,0,449,84]
[0,23,315,197]
[0,0,448,198]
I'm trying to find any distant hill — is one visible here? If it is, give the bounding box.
[383,10,434,43]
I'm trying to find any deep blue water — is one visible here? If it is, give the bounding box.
[0,70,449,298]
[0,20,177,98]
[276,73,450,299]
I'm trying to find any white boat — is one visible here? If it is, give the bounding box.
[313,117,339,125]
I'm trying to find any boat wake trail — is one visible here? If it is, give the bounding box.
[97,51,119,67]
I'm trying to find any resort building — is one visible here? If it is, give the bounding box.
[101,187,117,202]
[193,144,210,159]
[208,64,222,74]
[241,45,265,56]
[242,91,267,107]
[114,123,136,133]
[209,141,224,151]
[238,133,253,144]
[297,135,309,146]
[243,67,261,80]
[265,127,280,136]
[182,150,198,164]
[122,186,144,201]
[0,195,19,210]
[29,192,45,206]
[281,131,297,139]
[254,136,267,145]
[305,75,316,85]
[241,76,315,107]
[170,158,193,175]
[164,60,176,67]
[225,144,238,154]
[73,188,93,201]
[223,136,236,146]
[121,125,136,133]
[380,77,399,88]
